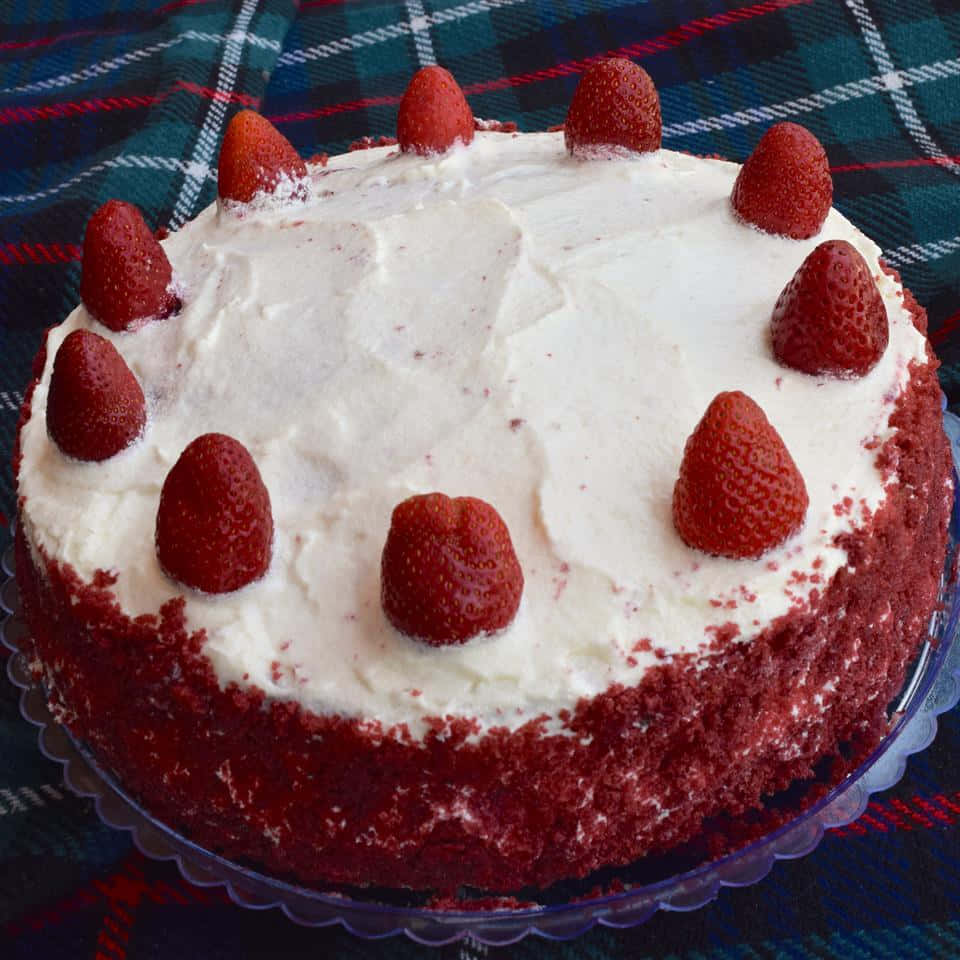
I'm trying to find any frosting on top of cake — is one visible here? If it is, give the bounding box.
[17,131,929,737]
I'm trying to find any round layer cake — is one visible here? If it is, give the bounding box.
[13,111,952,892]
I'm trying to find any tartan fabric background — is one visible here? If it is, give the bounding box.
[1,0,959,956]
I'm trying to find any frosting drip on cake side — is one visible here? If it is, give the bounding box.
[17,132,930,737]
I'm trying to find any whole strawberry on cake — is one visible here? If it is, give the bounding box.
[13,60,952,895]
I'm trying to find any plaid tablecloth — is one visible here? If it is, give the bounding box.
[2,1,959,956]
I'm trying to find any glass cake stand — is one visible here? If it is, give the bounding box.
[4,411,960,946]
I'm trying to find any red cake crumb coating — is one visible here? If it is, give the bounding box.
[349,136,398,152]
[13,282,951,895]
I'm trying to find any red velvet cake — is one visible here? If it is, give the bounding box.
[12,64,953,896]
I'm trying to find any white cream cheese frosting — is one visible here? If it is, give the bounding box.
[17,131,930,738]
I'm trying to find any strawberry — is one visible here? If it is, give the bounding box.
[564,57,661,157]
[381,493,523,645]
[672,392,808,559]
[46,329,146,461]
[396,66,474,156]
[217,110,307,203]
[731,122,832,239]
[156,433,273,594]
[771,240,888,378]
[81,200,179,332]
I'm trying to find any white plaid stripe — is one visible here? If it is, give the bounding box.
[171,0,260,228]
[662,58,960,139]
[406,0,437,66]
[0,155,214,206]
[0,391,23,413]
[884,235,960,268]
[276,0,528,68]
[0,30,280,97]
[458,935,489,959]
[0,785,65,814]
[846,0,960,176]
